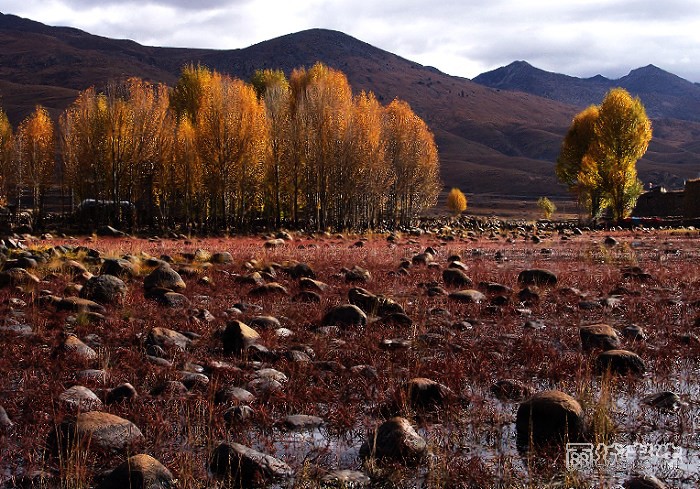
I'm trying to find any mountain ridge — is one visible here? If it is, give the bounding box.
[1,12,699,199]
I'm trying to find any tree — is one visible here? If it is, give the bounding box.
[447,188,467,216]
[537,196,556,219]
[556,88,651,221]
[556,105,603,217]
[15,106,55,221]
[590,88,651,221]
[0,108,13,204]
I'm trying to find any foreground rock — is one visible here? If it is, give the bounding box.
[209,442,292,488]
[596,349,646,376]
[322,304,367,327]
[99,454,175,489]
[517,269,558,287]
[403,377,455,410]
[448,289,486,303]
[580,323,621,351]
[222,320,261,355]
[360,417,427,464]
[516,390,583,451]
[80,274,128,305]
[52,411,143,454]
[144,264,186,292]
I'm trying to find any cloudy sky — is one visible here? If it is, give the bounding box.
[3,0,700,81]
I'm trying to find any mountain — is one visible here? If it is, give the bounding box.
[1,12,699,202]
[474,61,700,122]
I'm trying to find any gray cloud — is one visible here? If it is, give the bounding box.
[3,0,700,81]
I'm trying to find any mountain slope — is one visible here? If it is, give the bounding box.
[1,12,699,200]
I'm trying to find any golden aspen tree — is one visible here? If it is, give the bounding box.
[447,188,467,216]
[252,69,292,228]
[15,106,55,219]
[170,64,213,124]
[171,117,203,227]
[0,108,13,204]
[383,99,440,226]
[590,88,651,221]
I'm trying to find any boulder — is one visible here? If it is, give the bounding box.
[98,454,175,489]
[144,265,185,292]
[404,377,455,410]
[146,327,192,352]
[0,267,40,288]
[448,289,486,303]
[517,269,558,287]
[80,274,128,305]
[211,251,233,264]
[580,323,621,351]
[222,320,261,355]
[52,411,143,454]
[100,258,138,278]
[360,417,427,464]
[322,304,367,328]
[57,297,107,314]
[345,265,371,282]
[209,442,293,487]
[248,282,289,297]
[516,390,583,451]
[596,350,646,376]
[442,268,473,288]
[58,385,103,412]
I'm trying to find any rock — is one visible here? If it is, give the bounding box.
[411,253,433,266]
[448,289,486,303]
[80,274,128,305]
[491,379,532,402]
[345,265,371,282]
[580,323,621,351]
[288,262,316,279]
[211,251,233,264]
[209,442,293,487]
[106,383,138,404]
[293,291,321,303]
[0,405,13,429]
[52,411,143,454]
[264,238,286,248]
[63,259,89,278]
[348,287,380,314]
[623,324,647,341]
[299,277,327,292]
[224,405,256,424]
[57,297,107,314]
[62,334,99,363]
[516,390,583,450]
[604,236,619,246]
[442,268,473,288]
[517,269,558,287]
[147,327,192,352]
[322,304,367,328]
[222,320,261,355]
[280,414,324,431]
[360,417,427,464]
[623,474,668,489]
[98,454,175,489]
[321,470,371,488]
[100,258,138,278]
[248,282,289,297]
[642,391,687,412]
[596,350,646,376]
[404,377,455,410]
[59,385,103,412]
[215,385,256,405]
[248,316,281,330]
[155,291,190,308]
[0,267,40,288]
[479,282,512,295]
[144,265,185,292]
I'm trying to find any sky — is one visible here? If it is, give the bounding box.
[3,0,700,82]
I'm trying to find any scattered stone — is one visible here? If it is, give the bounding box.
[280,414,324,431]
[105,383,138,404]
[0,406,13,429]
[80,274,128,305]
[215,385,256,405]
[442,268,473,288]
[209,442,293,487]
[299,277,327,292]
[98,454,175,489]
[604,236,618,246]
[222,320,261,355]
[517,269,558,287]
[404,377,455,410]
[321,470,371,488]
[211,251,233,264]
[642,391,687,412]
[100,258,138,278]
[623,474,668,489]
[224,405,256,424]
[96,225,127,238]
[595,349,646,376]
[293,290,321,303]
[448,289,486,303]
[52,411,143,454]
[322,304,367,328]
[580,323,621,351]
[345,265,371,282]
[411,253,433,266]
[57,297,107,314]
[623,324,647,341]
[147,327,192,352]
[523,320,546,330]
[360,417,428,464]
[248,282,289,297]
[59,385,103,412]
[264,238,286,248]
[288,262,316,279]
[248,316,281,330]
[155,291,190,308]
[144,265,186,292]
[0,267,40,288]
[516,390,583,450]
[62,334,99,363]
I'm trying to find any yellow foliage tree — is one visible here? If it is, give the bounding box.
[16,106,54,218]
[0,108,13,203]
[447,188,467,215]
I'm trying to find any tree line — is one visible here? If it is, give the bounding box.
[0,62,440,231]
